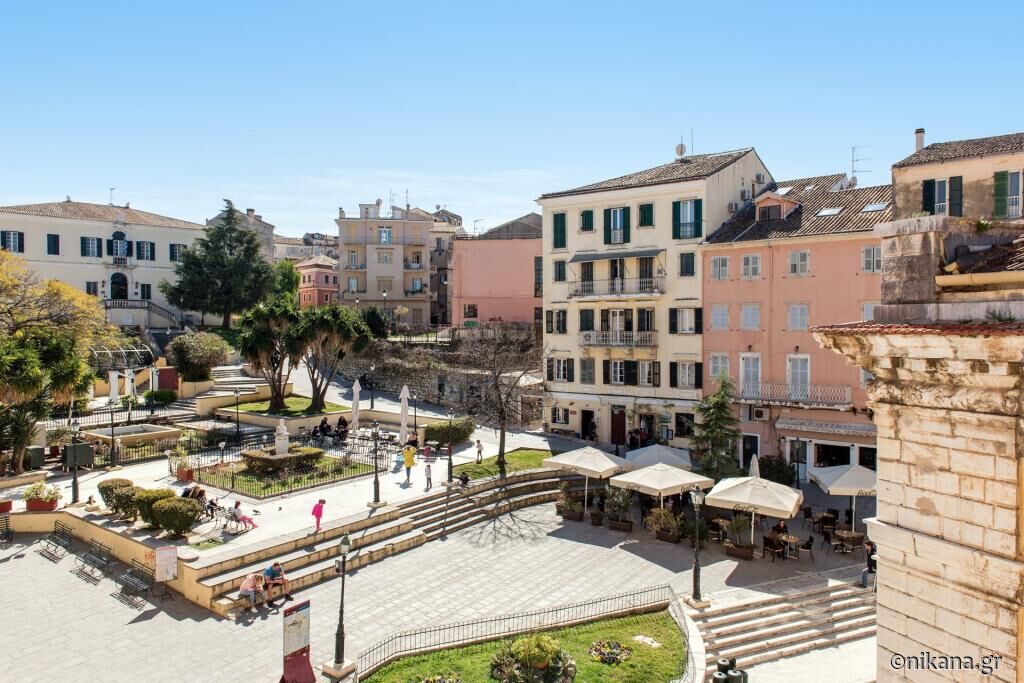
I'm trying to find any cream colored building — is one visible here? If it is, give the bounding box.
[335,202,432,326]
[273,232,340,262]
[0,199,214,327]
[536,147,772,451]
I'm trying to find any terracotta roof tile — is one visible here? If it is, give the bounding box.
[0,200,204,230]
[813,321,1024,337]
[893,131,1024,168]
[958,239,1024,273]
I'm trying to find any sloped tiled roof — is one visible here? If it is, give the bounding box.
[893,132,1024,168]
[813,321,1024,337]
[958,238,1024,273]
[540,149,754,198]
[707,174,892,244]
[274,234,306,245]
[479,212,543,239]
[0,200,204,230]
[296,254,338,269]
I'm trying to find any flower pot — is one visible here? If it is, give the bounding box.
[49,446,61,458]
[656,530,681,543]
[0,499,12,513]
[589,511,604,526]
[176,468,194,483]
[555,502,563,515]
[562,509,584,522]
[725,543,755,560]
[26,498,59,512]
[608,518,633,532]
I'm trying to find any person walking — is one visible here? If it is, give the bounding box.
[425,463,432,490]
[312,499,325,533]
[402,443,416,484]
[475,439,484,464]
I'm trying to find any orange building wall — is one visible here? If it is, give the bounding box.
[451,237,541,327]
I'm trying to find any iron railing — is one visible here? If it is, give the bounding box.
[1008,196,1022,219]
[343,263,367,270]
[579,330,657,347]
[737,382,852,406]
[568,277,665,297]
[355,584,677,681]
[341,235,426,246]
[403,262,425,270]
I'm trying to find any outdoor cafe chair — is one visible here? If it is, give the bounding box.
[761,535,784,562]
[820,529,844,554]
[797,535,815,562]
[801,506,813,528]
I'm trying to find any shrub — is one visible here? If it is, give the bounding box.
[144,389,178,406]
[511,634,561,669]
[588,640,632,665]
[240,446,323,475]
[22,482,62,502]
[152,497,202,536]
[135,488,178,527]
[167,332,231,382]
[491,635,576,682]
[604,488,632,522]
[112,486,144,520]
[97,478,134,509]
[561,498,583,513]
[424,416,475,446]
[758,454,795,487]
[645,507,681,536]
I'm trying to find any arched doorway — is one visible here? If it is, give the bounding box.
[110,273,128,300]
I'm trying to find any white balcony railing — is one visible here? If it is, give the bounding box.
[933,202,947,216]
[737,382,852,406]
[1008,196,1021,219]
[569,277,665,298]
[579,330,657,347]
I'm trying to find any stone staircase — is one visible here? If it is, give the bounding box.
[190,468,582,616]
[693,581,876,675]
[210,365,267,394]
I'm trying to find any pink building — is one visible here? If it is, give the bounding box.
[451,213,542,327]
[701,174,891,481]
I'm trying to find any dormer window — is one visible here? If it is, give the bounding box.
[758,205,782,221]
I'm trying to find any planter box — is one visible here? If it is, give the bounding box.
[589,512,604,526]
[176,468,195,483]
[23,447,46,470]
[726,543,756,561]
[561,509,584,522]
[26,498,59,512]
[656,530,682,543]
[608,518,633,532]
[0,499,11,513]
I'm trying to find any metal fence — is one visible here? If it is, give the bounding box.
[355,584,679,681]
[92,425,248,468]
[44,402,191,431]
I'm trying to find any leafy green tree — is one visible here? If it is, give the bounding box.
[360,305,389,339]
[167,332,231,382]
[160,200,272,328]
[268,260,300,305]
[295,305,372,412]
[237,301,305,413]
[691,376,742,481]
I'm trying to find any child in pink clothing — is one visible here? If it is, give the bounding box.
[312,499,325,532]
[232,501,257,530]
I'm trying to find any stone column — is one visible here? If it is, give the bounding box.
[108,370,120,404]
[816,325,1023,683]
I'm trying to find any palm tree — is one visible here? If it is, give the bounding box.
[237,301,304,413]
[295,305,372,412]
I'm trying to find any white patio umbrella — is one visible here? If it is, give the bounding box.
[398,385,410,444]
[748,455,760,478]
[543,446,629,511]
[808,464,877,528]
[705,476,804,543]
[609,464,713,507]
[625,444,693,470]
[350,379,361,431]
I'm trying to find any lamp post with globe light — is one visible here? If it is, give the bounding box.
[689,485,705,603]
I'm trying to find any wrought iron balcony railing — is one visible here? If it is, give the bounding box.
[737,382,852,406]
[568,277,665,298]
[579,330,657,347]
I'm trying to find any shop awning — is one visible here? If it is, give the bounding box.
[568,247,665,263]
[775,418,877,438]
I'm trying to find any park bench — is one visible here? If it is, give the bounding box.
[42,521,74,557]
[0,514,11,544]
[116,559,155,598]
[75,539,112,577]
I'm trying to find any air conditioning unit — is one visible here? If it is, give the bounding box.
[755,173,766,183]
[727,202,739,213]
[752,407,769,421]
[740,189,752,201]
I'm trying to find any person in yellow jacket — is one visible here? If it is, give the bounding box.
[402,444,416,483]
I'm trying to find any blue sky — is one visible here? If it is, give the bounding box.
[1,1,1021,236]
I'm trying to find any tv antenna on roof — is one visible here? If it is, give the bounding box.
[109,187,116,205]
[850,145,871,188]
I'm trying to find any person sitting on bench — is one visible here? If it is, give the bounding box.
[238,573,266,613]
[263,562,293,607]
[232,501,258,530]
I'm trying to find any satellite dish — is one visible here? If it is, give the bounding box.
[435,204,441,211]
[675,143,687,158]
[375,198,382,206]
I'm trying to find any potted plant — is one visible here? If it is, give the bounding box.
[682,516,709,548]
[561,498,584,522]
[646,507,682,543]
[605,488,633,532]
[23,482,62,511]
[589,507,604,526]
[723,516,755,560]
[555,481,570,515]
[169,447,193,483]
[47,428,71,458]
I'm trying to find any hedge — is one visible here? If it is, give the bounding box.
[143,389,178,405]
[240,446,324,475]
[424,416,475,446]
[153,497,202,536]
[97,478,134,509]
[111,485,144,520]
[135,488,178,526]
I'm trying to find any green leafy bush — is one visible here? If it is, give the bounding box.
[588,640,632,665]
[604,488,632,522]
[22,482,62,502]
[144,389,178,405]
[168,332,231,382]
[240,446,323,475]
[111,486,143,519]
[511,634,562,669]
[491,635,576,682]
[97,478,134,509]
[152,497,202,536]
[758,454,795,486]
[135,488,178,526]
[645,507,681,536]
[424,416,475,446]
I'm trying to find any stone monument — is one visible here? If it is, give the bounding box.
[275,419,289,456]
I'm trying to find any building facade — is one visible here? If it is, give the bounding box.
[273,232,341,262]
[296,254,340,308]
[702,174,891,478]
[0,199,212,327]
[335,202,431,326]
[207,206,276,263]
[537,147,772,450]
[451,213,542,328]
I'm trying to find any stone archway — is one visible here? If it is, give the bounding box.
[109,272,128,300]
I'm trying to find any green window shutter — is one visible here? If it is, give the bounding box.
[948,176,963,217]
[668,308,678,333]
[581,210,593,231]
[553,213,567,249]
[922,179,935,214]
[693,199,703,238]
[622,207,630,243]
[652,361,660,388]
[672,201,681,239]
[669,362,678,388]
[81,236,88,256]
[993,171,1009,218]
[602,360,610,385]
[603,209,612,244]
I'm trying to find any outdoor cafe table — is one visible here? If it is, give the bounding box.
[779,533,801,559]
[834,529,862,553]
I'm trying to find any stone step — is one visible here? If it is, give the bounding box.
[704,603,876,650]
[705,624,876,674]
[700,594,875,641]
[697,586,872,631]
[690,581,865,622]
[407,498,479,526]
[421,490,561,540]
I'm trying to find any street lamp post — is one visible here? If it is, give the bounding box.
[329,533,353,678]
[108,400,119,468]
[372,420,380,505]
[70,420,81,504]
[413,394,418,432]
[369,363,376,410]
[689,485,705,603]
[233,388,241,442]
[446,409,454,483]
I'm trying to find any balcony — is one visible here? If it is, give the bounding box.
[404,288,428,297]
[343,288,367,294]
[404,262,425,270]
[568,277,665,298]
[342,235,426,246]
[579,330,657,347]
[1009,196,1022,219]
[737,382,852,407]
[343,263,366,270]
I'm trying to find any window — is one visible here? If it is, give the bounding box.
[136,241,155,261]
[463,304,478,318]
[534,256,543,297]
[347,277,358,292]
[741,254,761,278]
[758,205,781,221]
[816,207,843,217]
[554,358,571,382]
[711,256,730,280]
[638,203,654,227]
[580,210,594,232]
[553,260,566,282]
[675,413,695,438]
[862,302,877,321]
[551,407,570,424]
[679,252,695,276]
[85,281,99,296]
[637,308,655,332]
[140,284,151,300]
[46,234,60,255]
[410,277,423,292]
[677,308,696,334]
[740,354,761,387]
[377,251,392,264]
[377,227,392,245]
[676,362,696,388]
[673,199,700,238]
[0,230,24,253]
[609,208,625,244]
[788,250,809,276]
[740,303,760,330]
[81,237,101,257]
[711,304,729,330]
[170,243,187,261]
[861,368,875,387]
[555,310,567,333]
[709,353,729,379]
[580,358,595,384]
[862,202,889,213]
[578,309,594,331]
[610,360,625,385]
[638,361,654,386]
[553,213,567,249]
[787,355,810,398]
[862,245,882,273]
[789,303,809,330]
[332,275,338,284]
[377,278,392,293]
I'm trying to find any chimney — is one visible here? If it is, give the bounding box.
[255,215,262,221]
[915,128,925,152]
[338,207,345,219]
[246,208,255,217]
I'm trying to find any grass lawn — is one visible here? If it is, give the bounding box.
[197,457,372,497]
[236,395,348,416]
[363,611,685,683]
[453,448,552,480]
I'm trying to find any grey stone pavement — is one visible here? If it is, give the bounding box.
[0,503,863,683]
